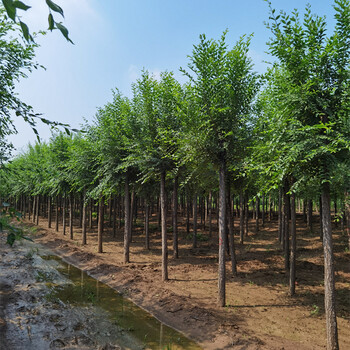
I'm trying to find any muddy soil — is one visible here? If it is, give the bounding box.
[2,214,350,349]
[0,233,126,350]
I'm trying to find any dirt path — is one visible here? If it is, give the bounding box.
[2,216,350,349]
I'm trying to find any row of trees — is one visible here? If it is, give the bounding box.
[1,1,349,349]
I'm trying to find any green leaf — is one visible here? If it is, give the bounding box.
[56,22,74,44]
[3,0,16,21]
[48,13,55,31]
[46,0,64,18]
[20,21,30,41]
[13,1,30,10]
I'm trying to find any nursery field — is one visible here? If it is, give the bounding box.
[1,212,349,349]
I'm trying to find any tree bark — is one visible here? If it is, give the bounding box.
[98,194,104,253]
[82,190,87,245]
[307,199,313,231]
[124,176,131,263]
[345,191,350,251]
[289,189,296,296]
[278,187,282,242]
[69,193,73,239]
[112,195,117,238]
[172,176,178,258]
[208,191,212,237]
[321,182,339,350]
[160,170,168,281]
[55,196,59,232]
[35,195,39,225]
[145,201,150,250]
[218,157,226,307]
[193,193,197,249]
[239,190,244,244]
[62,195,66,235]
[227,186,237,276]
[48,196,52,228]
[255,196,259,233]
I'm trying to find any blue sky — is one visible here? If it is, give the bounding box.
[10,0,338,152]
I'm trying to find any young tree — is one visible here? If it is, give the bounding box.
[264,1,350,348]
[181,31,258,306]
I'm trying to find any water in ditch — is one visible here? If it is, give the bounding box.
[41,254,202,350]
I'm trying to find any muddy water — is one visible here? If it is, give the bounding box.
[41,255,202,350]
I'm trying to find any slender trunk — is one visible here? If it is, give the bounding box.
[55,196,59,232]
[193,194,197,249]
[255,196,259,233]
[89,198,93,229]
[124,176,131,263]
[145,201,150,250]
[245,194,249,236]
[186,194,190,235]
[289,189,296,296]
[303,199,307,223]
[78,193,83,229]
[320,197,323,241]
[62,195,66,235]
[48,196,52,228]
[239,190,244,244]
[112,195,117,238]
[208,191,212,237]
[69,193,73,240]
[278,187,282,242]
[82,190,87,245]
[345,191,350,251]
[218,158,226,307]
[321,182,339,350]
[129,190,135,242]
[172,176,178,258]
[262,193,265,227]
[160,170,168,281]
[307,199,313,231]
[227,186,237,276]
[284,181,290,271]
[35,195,39,225]
[98,194,104,253]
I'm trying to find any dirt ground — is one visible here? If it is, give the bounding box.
[2,213,350,349]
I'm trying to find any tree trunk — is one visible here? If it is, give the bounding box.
[284,181,290,271]
[255,196,259,233]
[208,191,212,237]
[321,182,339,350]
[48,196,52,228]
[262,193,265,227]
[55,196,59,232]
[35,195,39,225]
[289,189,296,296]
[307,199,313,231]
[186,193,190,235]
[227,186,237,276]
[239,190,244,244]
[160,170,168,281]
[245,194,249,236]
[98,194,104,253]
[320,196,323,241]
[193,194,197,249]
[112,195,117,238]
[145,201,150,250]
[345,191,350,251]
[172,176,178,258]
[278,187,282,242]
[82,191,87,245]
[69,193,74,239]
[62,195,66,235]
[218,158,226,307]
[124,176,131,263]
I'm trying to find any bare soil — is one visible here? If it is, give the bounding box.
[2,213,350,349]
